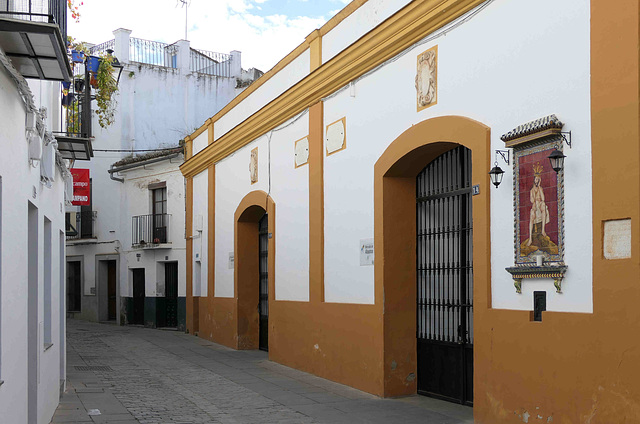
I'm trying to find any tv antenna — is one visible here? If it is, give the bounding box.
[177,0,190,40]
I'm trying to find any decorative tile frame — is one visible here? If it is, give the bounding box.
[513,138,565,265]
[501,115,568,293]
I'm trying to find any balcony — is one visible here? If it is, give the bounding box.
[66,211,96,240]
[0,0,71,81]
[132,214,171,248]
[52,58,94,161]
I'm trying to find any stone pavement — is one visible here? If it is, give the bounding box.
[51,320,474,424]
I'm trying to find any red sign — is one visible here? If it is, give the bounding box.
[71,168,91,206]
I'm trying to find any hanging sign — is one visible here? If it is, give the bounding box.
[71,168,90,206]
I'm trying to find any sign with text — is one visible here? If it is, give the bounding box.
[71,168,90,206]
[360,238,374,266]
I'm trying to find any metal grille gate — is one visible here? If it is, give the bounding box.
[416,145,473,406]
[258,214,269,351]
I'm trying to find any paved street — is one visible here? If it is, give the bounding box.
[52,320,474,424]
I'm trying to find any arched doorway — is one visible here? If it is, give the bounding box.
[234,190,275,350]
[416,145,473,405]
[374,116,490,399]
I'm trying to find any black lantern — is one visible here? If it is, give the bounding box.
[488,163,505,188]
[548,148,566,173]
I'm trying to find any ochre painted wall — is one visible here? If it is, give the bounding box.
[473,1,640,422]
[183,0,640,420]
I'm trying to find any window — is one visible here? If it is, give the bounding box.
[152,186,167,243]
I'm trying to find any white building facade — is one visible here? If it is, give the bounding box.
[66,29,258,330]
[181,0,640,422]
[0,1,75,422]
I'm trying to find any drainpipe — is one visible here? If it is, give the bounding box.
[108,152,182,183]
[109,164,124,183]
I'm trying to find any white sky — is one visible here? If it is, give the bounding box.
[68,0,350,72]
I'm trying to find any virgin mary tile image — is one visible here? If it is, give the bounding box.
[518,150,560,258]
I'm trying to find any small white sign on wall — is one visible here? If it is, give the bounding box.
[228,252,235,269]
[360,238,374,266]
[295,136,309,167]
[604,219,632,259]
[326,118,346,155]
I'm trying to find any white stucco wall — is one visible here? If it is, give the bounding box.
[320,0,592,310]
[192,169,208,297]
[214,49,310,141]
[0,69,67,424]
[192,130,208,157]
[209,0,592,313]
[118,159,187,298]
[214,112,310,301]
[322,0,411,64]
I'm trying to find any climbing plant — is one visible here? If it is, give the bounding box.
[95,54,118,129]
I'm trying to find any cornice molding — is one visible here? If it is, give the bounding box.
[181,0,486,177]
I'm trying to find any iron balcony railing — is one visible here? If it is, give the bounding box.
[66,211,96,240]
[190,48,231,77]
[129,37,178,68]
[132,214,170,247]
[89,39,115,57]
[0,0,67,40]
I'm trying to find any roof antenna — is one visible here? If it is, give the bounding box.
[177,0,190,40]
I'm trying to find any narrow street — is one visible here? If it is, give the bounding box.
[52,320,473,424]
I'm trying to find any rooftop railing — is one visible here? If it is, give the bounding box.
[190,48,231,77]
[0,0,67,40]
[129,37,178,68]
[89,39,115,57]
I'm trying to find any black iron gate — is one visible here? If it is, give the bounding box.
[416,145,473,406]
[165,262,178,328]
[258,214,269,351]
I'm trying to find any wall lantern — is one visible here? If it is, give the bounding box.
[548,130,571,173]
[548,148,566,173]
[488,149,510,188]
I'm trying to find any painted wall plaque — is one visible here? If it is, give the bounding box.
[415,45,437,111]
[250,147,258,184]
[514,143,564,264]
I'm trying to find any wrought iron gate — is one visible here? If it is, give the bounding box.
[258,214,269,351]
[416,145,473,406]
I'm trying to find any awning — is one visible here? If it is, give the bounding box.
[0,18,71,81]
[55,136,93,161]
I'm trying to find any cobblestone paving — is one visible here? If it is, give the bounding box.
[51,320,474,424]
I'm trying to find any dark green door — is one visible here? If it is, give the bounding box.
[165,262,178,328]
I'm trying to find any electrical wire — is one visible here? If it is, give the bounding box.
[93,147,183,152]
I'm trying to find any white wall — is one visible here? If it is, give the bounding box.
[215,134,268,297]
[322,0,411,64]
[0,68,68,424]
[214,49,310,141]
[209,0,592,312]
[119,159,187,299]
[214,111,310,301]
[321,0,592,310]
[192,169,208,297]
[192,130,208,156]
